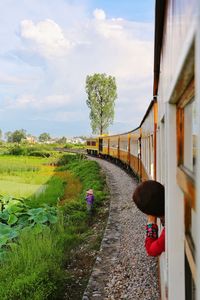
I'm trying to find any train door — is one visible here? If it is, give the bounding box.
[176,79,196,299]
[99,138,103,152]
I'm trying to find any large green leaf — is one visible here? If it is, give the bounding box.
[0,223,18,237]
[0,223,18,247]
[6,203,24,214]
[7,214,18,225]
[27,208,44,216]
[0,235,9,247]
[0,210,9,221]
[0,195,13,205]
[28,212,48,224]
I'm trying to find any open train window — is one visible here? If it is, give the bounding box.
[176,78,196,300]
[184,99,197,174]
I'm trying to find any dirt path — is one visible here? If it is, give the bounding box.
[83,157,160,300]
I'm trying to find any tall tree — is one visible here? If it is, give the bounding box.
[11,129,27,143]
[5,131,12,142]
[39,132,51,142]
[86,73,117,135]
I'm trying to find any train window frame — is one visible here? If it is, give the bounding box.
[176,77,196,285]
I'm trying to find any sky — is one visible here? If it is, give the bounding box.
[0,0,155,138]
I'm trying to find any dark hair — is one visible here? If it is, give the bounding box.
[132,180,165,217]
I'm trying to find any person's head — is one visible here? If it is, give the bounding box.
[132,180,164,217]
[86,189,93,195]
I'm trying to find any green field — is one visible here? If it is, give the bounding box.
[0,155,65,205]
[0,152,107,300]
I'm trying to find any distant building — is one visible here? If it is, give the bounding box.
[26,136,37,144]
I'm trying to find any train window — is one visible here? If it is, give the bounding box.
[184,99,197,174]
[130,139,138,156]
[110,140,118,148]
[103,139,108,147]
[150,135,154,178]
[176,78,196,297]
[87,141,90,146]
[120,139,128,151]
[91,141,96,146]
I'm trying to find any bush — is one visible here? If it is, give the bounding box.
[56,153,77,166]
[28,150,51,157]
[8,145,27,156]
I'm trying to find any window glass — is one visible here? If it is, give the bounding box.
[184,99,197,173]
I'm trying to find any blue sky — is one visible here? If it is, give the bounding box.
[0,0,155,138]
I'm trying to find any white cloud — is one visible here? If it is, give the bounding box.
[5,94,71,110]
[0,4,154,135]
[0,73,28,84]
[30,110,85,122]
[20,19,71,58]
[93,9,106,21]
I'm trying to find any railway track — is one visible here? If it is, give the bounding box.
[83,156,160,300]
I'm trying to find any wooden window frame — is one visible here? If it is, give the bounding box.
[176,78,196,284]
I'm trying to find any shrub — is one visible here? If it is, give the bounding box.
[28,150,51,157]
[8,145,27,156]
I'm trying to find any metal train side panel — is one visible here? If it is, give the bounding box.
[109,135,119,159]
[119,133,129,165]
[140,104,155,181]
[101,136,109,155]
[86,138,99,154]
[130,129,141,178]
[154,0,198,299]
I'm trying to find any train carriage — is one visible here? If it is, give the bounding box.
[129,127,141,177]
[140,100,156,181]
[119,133,130,165]
[109,135,120,159]
[86,138,99,155]
[85,1,200,298]
[99,135,110,156]
[154,0,199,299]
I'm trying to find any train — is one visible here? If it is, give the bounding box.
[86,1,200,300]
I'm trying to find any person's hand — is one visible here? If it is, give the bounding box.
[147,215,157,224]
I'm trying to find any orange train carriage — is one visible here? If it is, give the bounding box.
[86,99,157,182]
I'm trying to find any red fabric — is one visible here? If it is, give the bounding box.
[145,228,165,256]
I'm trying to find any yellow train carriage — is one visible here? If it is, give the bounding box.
[109,135,119,159]
[140,100,157,181]
[129,127,141,178]
[86,138,99,155]
[99,136,110,155]
[119,133,130,165]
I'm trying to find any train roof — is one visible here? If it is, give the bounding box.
[153,0,166,97]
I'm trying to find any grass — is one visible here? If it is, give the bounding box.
[0,153,108,299]
[0,224,66,300]
[0,156,65,206]
[0,179,46,198]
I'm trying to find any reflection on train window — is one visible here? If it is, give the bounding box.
[103,140,108,147]
[110,141,118,148]
[184,99,197,173]
[120,140,128,151]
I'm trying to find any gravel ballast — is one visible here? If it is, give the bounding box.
[83,157,160,300]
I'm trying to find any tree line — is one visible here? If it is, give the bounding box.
[0,129,51,143]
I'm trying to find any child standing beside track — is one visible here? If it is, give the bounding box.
[85,189,94,215]
[132,180,165,256]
